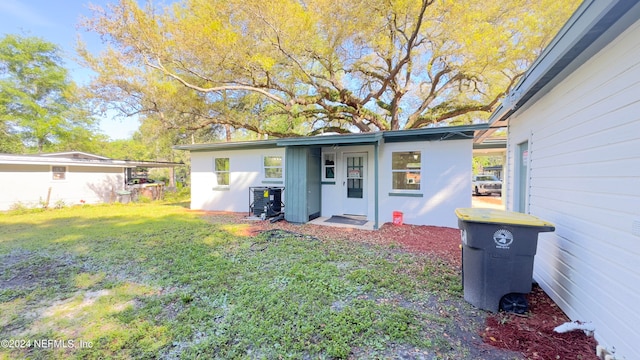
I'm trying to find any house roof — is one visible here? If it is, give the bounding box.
[473,137,507,155]
[0,153,182,168]
[173,124,489,151]
[382,124,484,143]
[476,0,640,143]
[38,151,111,160]
[174,139,281,152]
[276,132,383,147]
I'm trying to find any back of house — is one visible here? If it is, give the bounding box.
[177,126,483,229]
[487,1,640,357]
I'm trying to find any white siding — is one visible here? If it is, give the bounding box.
[190,148,285,212]
[0,164,124,210]
[378,139,472,228]
[505,18,640,358]
[320,145,376,221]
[194,139,471,227]
[317,140,471,228]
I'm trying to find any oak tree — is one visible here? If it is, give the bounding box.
[79,0,579,138]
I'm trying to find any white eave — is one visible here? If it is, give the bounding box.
[0,154,181,168]
[38,151,111,160]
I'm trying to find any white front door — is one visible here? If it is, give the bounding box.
[343,153,367,216]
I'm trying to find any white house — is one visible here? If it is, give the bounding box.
[481,0,640,358]
[176,125,484,229]
[0,152,179,210]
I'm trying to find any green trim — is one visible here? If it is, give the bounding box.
[175,125,485,152]
[277,132,383,147]
[174,139,280,151]
[388,192,423,197]
[383,124,486,143]
[374,141,380,230]
[321,181,336,185]
[262,180,284,184]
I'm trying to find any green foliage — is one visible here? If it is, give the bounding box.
[79,0,580,137]
[0,203,480,359]
[7,201,28,212]
[163,186,190,204]
[0,34,99,153]
[421,258,464,299]
[473,155,503,175]
[52,199,67,209]
[98,138,150,160]
[0,119,24,153]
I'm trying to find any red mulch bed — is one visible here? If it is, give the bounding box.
[482,285,598,359]
[199,211,599,359]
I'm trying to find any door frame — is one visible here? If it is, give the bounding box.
[342,152,368,216]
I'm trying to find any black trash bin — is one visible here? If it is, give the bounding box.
[455,208,555,313]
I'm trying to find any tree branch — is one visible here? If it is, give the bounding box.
[144,57,289,105]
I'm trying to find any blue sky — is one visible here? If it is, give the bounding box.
[0,0,140,140]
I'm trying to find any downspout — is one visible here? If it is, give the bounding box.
[374,140,380,230]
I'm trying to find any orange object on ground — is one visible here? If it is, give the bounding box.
[392,211,403,225]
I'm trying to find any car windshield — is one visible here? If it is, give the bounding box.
[476,175,498,181]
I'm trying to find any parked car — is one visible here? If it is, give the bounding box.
[472,174,502,196]
[126,178,156,185]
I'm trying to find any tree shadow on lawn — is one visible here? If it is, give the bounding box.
[0,207,242,358]
[0,205,525,359]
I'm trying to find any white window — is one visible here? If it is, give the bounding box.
[213,158,230,186]
[391,151,421,190]
[52,166,66,180]
[322,152,336,181]
[263,156,283,180]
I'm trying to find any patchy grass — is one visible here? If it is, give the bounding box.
[0,202,504,359]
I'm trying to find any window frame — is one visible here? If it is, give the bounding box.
[263,155,284,181]
[390,151,422,192]
[51,166,67,181]
[322,152,336,182]
[213,157,230,188]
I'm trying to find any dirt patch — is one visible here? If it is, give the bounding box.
[0,250,77,291]
[200,212,598,359]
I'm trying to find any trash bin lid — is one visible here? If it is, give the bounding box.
[455,208,554,228]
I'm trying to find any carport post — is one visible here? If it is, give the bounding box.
[374,139,379,230]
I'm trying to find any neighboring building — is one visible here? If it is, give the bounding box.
[175,125,486,229]
[0,152,179,210]
[481,0,640,357]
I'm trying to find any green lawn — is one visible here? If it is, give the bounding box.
[0,200,490,359]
